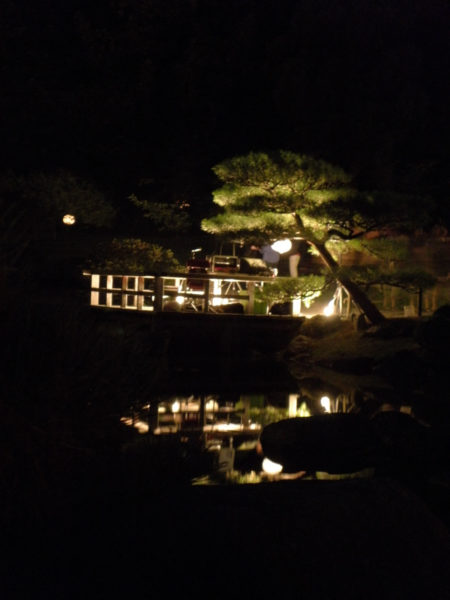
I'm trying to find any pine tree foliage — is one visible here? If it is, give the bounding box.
[203,151,352,241]
[255,275,326,309]
[129,194,191,233]
[87,239,182,275]
[204,150,430,245]
[202,150,434,324]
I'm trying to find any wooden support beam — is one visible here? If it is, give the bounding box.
[154,276,164,312]
[204,279,212,312]
[148,400,159,432]
[246,281,255,315]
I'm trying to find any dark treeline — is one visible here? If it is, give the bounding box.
[1,0,449,226]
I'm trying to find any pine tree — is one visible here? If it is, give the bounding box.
[202,151,430,325]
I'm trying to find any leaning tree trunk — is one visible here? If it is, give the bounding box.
[310,240,386,326]
[291,212,385,324]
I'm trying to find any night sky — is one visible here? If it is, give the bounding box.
[1,0,449,228]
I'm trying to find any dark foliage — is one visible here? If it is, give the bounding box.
[0,0,449,227]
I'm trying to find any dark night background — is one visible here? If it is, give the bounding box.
[2,3,450,597]
[1,0,449,231]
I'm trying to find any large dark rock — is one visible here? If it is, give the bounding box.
[269,301,291,315]
[416,303,450,353]
[213,302,244,314]
[260,410,446,481]
[299,314,342,338]
[370,409,447,481]
[365,317,419,339]
[260,414,379,474]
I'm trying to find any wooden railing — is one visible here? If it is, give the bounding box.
[87,271,277,315]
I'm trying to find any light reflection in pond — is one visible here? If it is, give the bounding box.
[120,389,416,485]
[121,390,415,439]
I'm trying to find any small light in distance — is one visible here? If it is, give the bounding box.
[62,214,76,225]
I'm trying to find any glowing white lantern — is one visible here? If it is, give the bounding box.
[62,214,76,225]
[262,457,283,475]
[323,299,335,316]
[320,396,331,413]
[271,239,292,254]
[171,400,180,413]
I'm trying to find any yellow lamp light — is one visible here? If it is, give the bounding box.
[62,214,76,225]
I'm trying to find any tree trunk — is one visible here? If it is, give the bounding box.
[337,275,386,325]
[309,239,386,325]
[291,212,385,324]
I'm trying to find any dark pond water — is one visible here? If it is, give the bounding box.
[94,309,449,486]
[120,374,425,486]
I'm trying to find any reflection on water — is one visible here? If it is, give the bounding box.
[120,387,416,485]
[122,389,416,437]
[123,392,288,439]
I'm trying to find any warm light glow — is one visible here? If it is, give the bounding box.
[262,457,283,475]
[153,426,178,434]
[203,422,243,432]
[120,417,149,434]
[292,298,301,316]
[175,296,185,305]
[271,239,292,254]
[171,400,180,413]
[297,401,311,417]
[205,400,219,411]
[320,396,331,413]
[183,400,200,411]
[211,297,229,306]
[303,290,322,308]
[288,394,298,417]
[323,299,335,316]
[62,214,76,225]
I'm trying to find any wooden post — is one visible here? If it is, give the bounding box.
[106,275,113,307]
[246,281,255,315]
[154,276,164,312]
[204,279,212,312]
[90,274,99,306]
[137,276,144,310]
[346,288,352,318]
[240,396,251,427]
[121,275,127,309]
[199,395,206,429]
[148,400,159,433]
